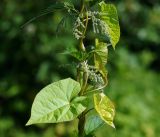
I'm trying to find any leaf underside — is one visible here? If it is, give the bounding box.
[94,92,115,128]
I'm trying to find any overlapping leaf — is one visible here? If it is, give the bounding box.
[93,39,108,77]
[26,78,86,125]
[93,1,120,49]
[62,47,88,61]
[94,39,108,67]
[94,92,115,128]
[85,113,104,135]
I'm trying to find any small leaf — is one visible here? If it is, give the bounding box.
[93,39,108,78]
[26,78,86,126]
[94,92,115,128]
[85,113,104,135]
[56,16,68,34]
[94,39,108,67]
[64,1,78,13]
[63,47,88,61]
[71,51,88,61]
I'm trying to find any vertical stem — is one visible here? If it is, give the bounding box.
[79,8,89,52]
[78,1,88,137]
[78,114,86,137]
[79,62,88,96]
[79,7,89,95]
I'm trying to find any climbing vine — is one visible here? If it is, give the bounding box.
[26,0,120,136]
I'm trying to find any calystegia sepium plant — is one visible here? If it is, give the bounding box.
[26,0,120,136]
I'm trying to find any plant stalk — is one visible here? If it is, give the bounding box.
[78,113,86,137]
[78,1,89,137]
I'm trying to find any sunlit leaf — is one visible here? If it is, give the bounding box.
[26,78,86,125]
[94,39,108,67]
[93,1,120,49]
[93,39,108,78]
[94,92,115,128]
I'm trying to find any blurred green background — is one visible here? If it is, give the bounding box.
[0,0,160,137]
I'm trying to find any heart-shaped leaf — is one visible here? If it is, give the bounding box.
[26,78,86,125]
[94,92,115,128]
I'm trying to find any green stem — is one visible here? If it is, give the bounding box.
[78,1,89,137]
[78,112,86,137]
[79,62,89,96]
[79,10,89,51]
[79,8,89,95]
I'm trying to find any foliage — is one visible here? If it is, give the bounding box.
[26,0,120,136]
[26,78,86,125]
[0,0,160,137]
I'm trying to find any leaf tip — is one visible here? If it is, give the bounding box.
[111,123,116,128]
[25,120,32,126]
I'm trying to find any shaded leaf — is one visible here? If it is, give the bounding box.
[70,51,88,61]
[94,92,115,128]
[85,113,104,135]
[64,1,78,13]
[60,47,88,61]
[26,78,86,125]
[56,16,68,34]
[21,2,65,28]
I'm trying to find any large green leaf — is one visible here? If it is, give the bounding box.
[85,112,104,135]
[94,93,115,128]
[94,1,120,49]
[26,78,86,125]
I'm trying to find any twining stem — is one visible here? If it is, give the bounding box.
[79,61,88,96]
[78,0,89,137]
[79,9,88,51]
[79,7,89,95]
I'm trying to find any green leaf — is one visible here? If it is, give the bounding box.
[94,39,108,68]
[56,16,68,34]
[64,1,78,13]
[94,1,120,49]
[61,47,88,61]
[46,2,65,11]
[70,51,88,61]
[94,92,115,128]
[26,78,86,126]
[21,2,65,28]
[92,39,108,78]
[85,112,104,135]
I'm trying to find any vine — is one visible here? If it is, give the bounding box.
[26,0,120,136]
